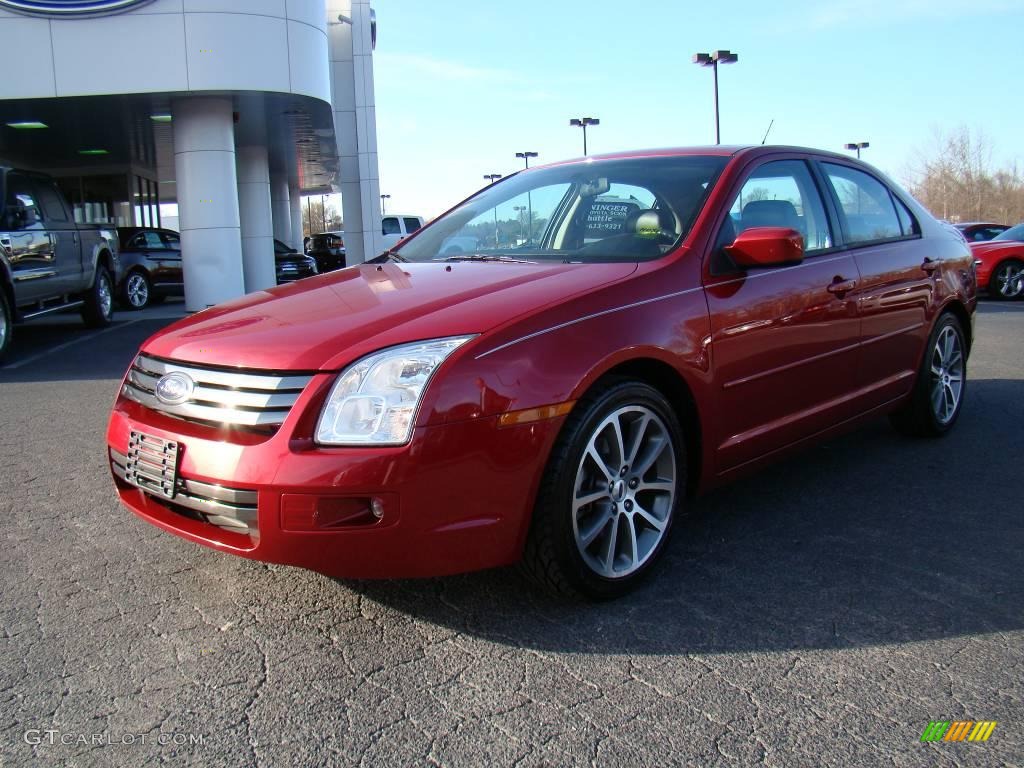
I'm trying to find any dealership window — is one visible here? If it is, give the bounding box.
[822,163,903,243]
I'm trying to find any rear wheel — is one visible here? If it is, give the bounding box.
[989,259,1023,300]
[81,264,114,328]
[120,270,151,310]
[521,380,685,599]
[890,313,966,437]
[0,288,12,363]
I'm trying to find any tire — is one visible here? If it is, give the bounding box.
[81,264,114,328]
[890,313,967,437]
[120,270,151,310]
[988,259,1023,300]
[0,288,12,363]
[521,379,686,599]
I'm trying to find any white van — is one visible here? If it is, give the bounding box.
[381,214,424,251]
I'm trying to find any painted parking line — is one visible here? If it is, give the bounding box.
[4,320,143,370]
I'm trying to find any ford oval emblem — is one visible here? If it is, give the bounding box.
[0,0,155,17]
[155,372,194,406]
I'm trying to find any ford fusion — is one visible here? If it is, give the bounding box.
[107,146,976,598]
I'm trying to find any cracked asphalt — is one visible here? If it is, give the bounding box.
[1,300,1021,767]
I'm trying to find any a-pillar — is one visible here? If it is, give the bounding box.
[270,174,291,247]
[236,145,276,292]
[288,182,304,251]
[172,97,244,311]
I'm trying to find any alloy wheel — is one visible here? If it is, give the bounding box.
[99,272,113,318]
[993,262,1023,298]
[126,273,149,308]
[930,325,964,425]
[571,405,676,578]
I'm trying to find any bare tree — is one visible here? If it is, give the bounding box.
[302,198,343,236]
[905,127,1024,224]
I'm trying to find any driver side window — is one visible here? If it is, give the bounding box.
[715,160,832,266]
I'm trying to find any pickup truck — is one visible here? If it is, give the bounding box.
[0,168,118,361]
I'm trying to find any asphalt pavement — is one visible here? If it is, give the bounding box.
[0,299,1021,767]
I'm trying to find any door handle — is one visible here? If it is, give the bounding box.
[827,277,857,295]
[921,257,939,274]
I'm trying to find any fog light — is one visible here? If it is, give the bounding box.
[281,494,392,531]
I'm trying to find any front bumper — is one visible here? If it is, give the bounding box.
[106,391,564,579]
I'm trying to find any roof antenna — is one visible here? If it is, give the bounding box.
[761,119,774,145]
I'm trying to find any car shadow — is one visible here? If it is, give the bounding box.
[344,378,1024,654]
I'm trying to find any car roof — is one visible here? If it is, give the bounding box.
[536,144,867,170]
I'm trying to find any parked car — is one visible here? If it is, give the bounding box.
[0,168,118,361]
[274,239,317,283]
[107,146,975,599]
[116,227,182,309]
[381,214,424,250]
[955,222,1010,242]
[970,222,1024,300]
[307,231,345,272]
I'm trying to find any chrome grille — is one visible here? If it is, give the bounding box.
[122,353,313,429]
[111,448,258,535]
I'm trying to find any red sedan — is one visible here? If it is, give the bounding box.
[107,146,976,598]
[970,222,1024,300]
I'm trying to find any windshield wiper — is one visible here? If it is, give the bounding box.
[367,249,408,263]
[438,253,536,264]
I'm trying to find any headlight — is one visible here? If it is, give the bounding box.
[315,336,475,446]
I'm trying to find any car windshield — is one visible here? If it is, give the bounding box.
[992,223,1024,242]
[392,155,728,263]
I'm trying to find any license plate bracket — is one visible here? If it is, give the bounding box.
[124,431,179,499]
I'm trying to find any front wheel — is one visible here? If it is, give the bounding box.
[989,259,1023,300]
[521,380,685,599]
[890,313,966,437]
[81,264,114,328]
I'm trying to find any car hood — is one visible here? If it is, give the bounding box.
[142,261,637,371]
[970,240,1023,258]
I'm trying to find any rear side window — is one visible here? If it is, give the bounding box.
[5,174,42,228]
[403,217,421,234]
[382,217,400,236]
[160,231,180,249]
[822,163,904,244]
[35,180,69,222]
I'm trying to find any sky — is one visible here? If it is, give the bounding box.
[364,0,1024,220]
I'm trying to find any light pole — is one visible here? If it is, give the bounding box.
[513,205,527,241]
[692,50,738,144]
[515,152,538,243]
[844,142,869,159]
[569,117,600,156]
[515,151,538,169]
[484,174,502,246]
[380,194,391,215]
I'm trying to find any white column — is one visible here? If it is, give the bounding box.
[328,0,382,264]
[289,183,304,251]
[236,145,276,292]
[172,97,245,311]
[270,173,292,246]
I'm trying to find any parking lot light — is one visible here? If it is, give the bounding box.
[483,173,502,184]
[692,49,739,144]
[515,151,538,169]
[844,141,870,159]
[569,117,600,156]
[380,194,391,215]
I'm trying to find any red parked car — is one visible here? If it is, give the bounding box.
[107,146,976,598]
[970,222,1024,300]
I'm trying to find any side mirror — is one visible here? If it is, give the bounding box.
[725,226,804,268]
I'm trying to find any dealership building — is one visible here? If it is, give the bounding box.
[0,0,382,310]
